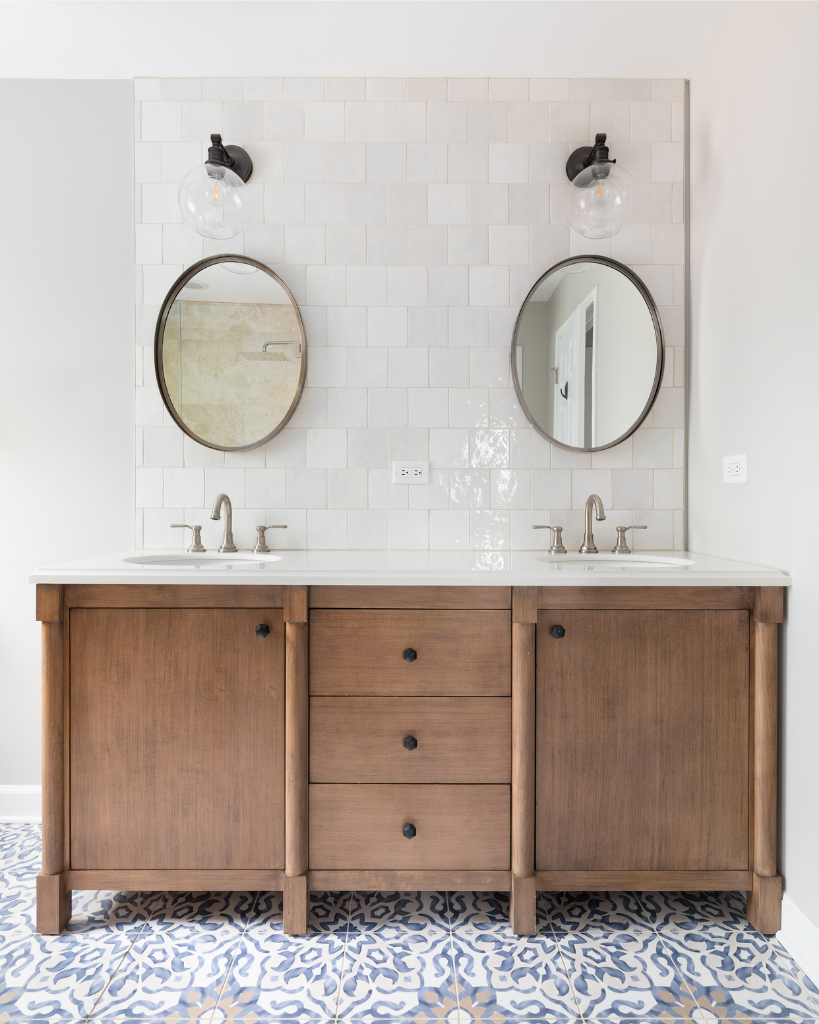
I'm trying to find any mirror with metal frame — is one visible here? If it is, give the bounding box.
[155,255,307,452]
[511,256,663,452]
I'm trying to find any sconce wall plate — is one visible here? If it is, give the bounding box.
[220,144,253,183]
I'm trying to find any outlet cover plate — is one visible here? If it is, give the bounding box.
[723,454,747,483]
[393,461,430,484]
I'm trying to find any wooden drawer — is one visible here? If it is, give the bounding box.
[309,784,510,870]
[309,697,511,783]
[309,609,511,696]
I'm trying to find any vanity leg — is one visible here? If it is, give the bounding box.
[747,589,783,935]
[511,589,537,935]
[36,590,72,935]
[284,588,309,936]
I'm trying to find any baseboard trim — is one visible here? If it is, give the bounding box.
[0,785,42,823]
[777,893,819,990]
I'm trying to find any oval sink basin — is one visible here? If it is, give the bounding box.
[123,554,282,569]
[539,554,694,570]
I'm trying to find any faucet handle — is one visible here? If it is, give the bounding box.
[253,524,287,554]
[171,524,206,553]
[533,524,567,555]
[612,524,647,555]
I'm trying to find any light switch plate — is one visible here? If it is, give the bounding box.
[723,454,747,483]
[392,461,429,484]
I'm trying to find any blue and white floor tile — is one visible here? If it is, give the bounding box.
[0,828,818,1023]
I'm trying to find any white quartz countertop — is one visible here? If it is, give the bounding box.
[29,549,791,588]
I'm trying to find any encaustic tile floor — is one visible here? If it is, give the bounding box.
[1,827,818,1024]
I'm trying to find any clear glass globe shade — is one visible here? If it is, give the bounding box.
[571,163,633,239]
[178,163,250,240]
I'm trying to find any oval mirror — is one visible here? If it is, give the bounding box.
[155,255,307,451]
[511,256,663,452]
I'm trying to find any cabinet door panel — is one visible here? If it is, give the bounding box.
[70,608,284,870]
[536,609,749,872]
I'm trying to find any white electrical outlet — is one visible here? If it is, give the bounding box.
[392,461,429,484]
[723,454,747,483]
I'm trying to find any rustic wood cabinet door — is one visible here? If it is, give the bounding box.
[69,608,284,870]
[536,609,750,872]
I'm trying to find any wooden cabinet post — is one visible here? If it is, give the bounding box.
[511,587,536,935]
[284,585,309,935]
[747,587,783,934]
[36,584,72,934]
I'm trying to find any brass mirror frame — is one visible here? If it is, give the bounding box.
[154,254,308,452]
[510,255,664,453]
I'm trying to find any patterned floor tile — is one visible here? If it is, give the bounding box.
[339,893,456,1021]
[547,893,651,936]
[0,899,150,1022]
[211,891,349,1022]
[636,894,749,932]
[660,927,819,1021]
[446,892,579,1022]
[557,926,694,1019]
[0,828,41,871]
[89,892,254,1020]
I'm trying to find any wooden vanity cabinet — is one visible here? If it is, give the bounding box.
[35,581,783,940]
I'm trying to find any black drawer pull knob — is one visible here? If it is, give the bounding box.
[403,648,417,662]
[403,735,418,751]
[402,822,417,839]
[255,624,270,638]
[551,624,566,639]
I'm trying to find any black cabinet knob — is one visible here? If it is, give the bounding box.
[403,648,417,662]
[551,624,566,639]
[255,624,270,638]
[402,822,417,839]
[403,735,418,751]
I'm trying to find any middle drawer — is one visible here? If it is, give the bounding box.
[309,697,511,784]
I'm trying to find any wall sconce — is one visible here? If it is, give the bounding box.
[178,134,254,240]
[566,133,632,239]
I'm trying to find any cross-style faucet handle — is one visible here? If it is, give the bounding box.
[171,524,206,553]
[533,524,567,555]
[612,524,647,555]
[253,524,287,554]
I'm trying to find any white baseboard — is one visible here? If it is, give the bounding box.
[778,893,819,991]
[0,785,42,823]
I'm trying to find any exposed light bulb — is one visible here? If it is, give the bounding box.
[177,135,256,240]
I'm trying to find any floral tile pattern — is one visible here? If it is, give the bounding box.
[1,828,818,1024]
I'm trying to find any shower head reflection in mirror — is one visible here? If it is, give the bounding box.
[511,256,663,453]
[154,255,307,453]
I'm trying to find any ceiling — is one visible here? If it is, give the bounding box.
[0,1,740,80]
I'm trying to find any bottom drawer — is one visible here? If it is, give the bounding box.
[309,784,510,870]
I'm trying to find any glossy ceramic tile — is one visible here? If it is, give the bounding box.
[2,828,818,1023]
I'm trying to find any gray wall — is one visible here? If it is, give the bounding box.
[689,2,819,929]
[0,81,134,800]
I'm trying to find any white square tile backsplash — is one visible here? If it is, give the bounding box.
[134,77,685,552]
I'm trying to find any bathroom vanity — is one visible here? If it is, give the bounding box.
[31,552,788,939]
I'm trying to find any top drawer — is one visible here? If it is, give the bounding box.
[309,609,511,696]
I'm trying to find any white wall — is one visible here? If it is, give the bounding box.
[0,2,738,80]
[0,81,134,801]
[689,2,819,928]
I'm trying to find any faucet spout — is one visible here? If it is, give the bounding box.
[579,493,606,554]
[210,493,238,553]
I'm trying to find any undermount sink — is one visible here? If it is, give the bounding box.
[539,553,694,570]
[123,554,282,569]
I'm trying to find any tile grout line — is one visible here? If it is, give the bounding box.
[445,891,464,1024]
[632,888,702,1012]
[81,888,167,1023]
[542,893,586,1022]
[207,889,264,1024]
[332,889,355,1023]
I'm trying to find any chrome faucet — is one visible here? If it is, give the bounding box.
[211,493,238,553]
[579,494,606,554]
[612,524,647,554]
[532,524,567,554]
